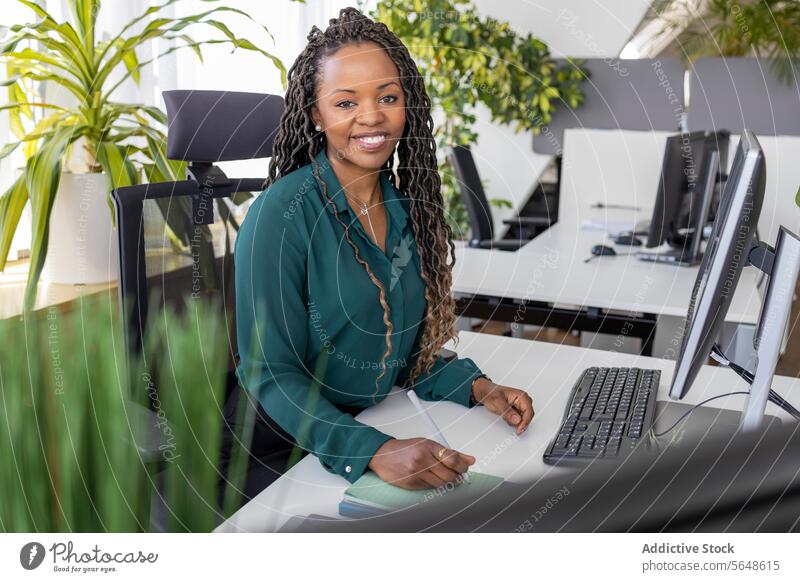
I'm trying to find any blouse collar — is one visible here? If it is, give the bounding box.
[314,148,409,232]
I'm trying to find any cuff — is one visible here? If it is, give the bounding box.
[319,426,394,484]
[446,358,486,409]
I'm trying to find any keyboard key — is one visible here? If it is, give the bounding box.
[593,412,616,421]
[554,435,570,449]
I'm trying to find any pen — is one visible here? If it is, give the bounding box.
[406,389,471,484]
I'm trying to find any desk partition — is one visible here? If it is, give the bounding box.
[687,57,800,136]
[533,58,685,155]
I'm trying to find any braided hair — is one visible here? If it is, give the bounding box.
[265,7,460,398]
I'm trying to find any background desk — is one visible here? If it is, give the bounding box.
[452,207,764,361]
[216,331,798,533]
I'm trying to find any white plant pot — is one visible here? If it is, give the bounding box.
[41,172,119,285]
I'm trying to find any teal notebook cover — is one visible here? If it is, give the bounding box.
[343,471,504,512]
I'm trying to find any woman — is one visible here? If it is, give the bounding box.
[221,7,534,506]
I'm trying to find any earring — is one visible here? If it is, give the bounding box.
[315,124,322,131]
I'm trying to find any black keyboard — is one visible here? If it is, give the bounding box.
[543,367,660,464]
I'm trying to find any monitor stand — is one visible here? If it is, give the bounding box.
[650,227,800,442]
[649,401,782,453]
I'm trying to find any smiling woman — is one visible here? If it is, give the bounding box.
[310,41,408,251]
[219,7,534,508]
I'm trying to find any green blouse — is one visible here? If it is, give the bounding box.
[234,148,485,484]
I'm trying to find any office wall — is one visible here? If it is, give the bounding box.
[469,0,652,232]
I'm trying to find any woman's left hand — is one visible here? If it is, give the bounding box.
[472,378,534,435]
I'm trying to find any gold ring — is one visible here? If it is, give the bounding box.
[438,447,446,459]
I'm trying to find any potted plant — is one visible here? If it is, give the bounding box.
[372,0,587,237]
[0,0,292,311]
[659,0,800,83]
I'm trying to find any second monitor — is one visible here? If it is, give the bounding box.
[638,130,730,266]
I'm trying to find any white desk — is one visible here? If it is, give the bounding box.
[455,218,760,322]
[452,203,764,360]
[216,331,799,533]
[454,128,800,360]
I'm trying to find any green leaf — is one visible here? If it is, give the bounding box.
[120,44,141,85]
[16,0,52,21]
[0,174,29,270]
[96,141,139,190]
[0,129,60,162]
[69,0,101,48]
[23,126,79,311]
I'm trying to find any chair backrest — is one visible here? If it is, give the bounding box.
[449,145,494,242]
[112,91,284,385]
[164,90,283,162]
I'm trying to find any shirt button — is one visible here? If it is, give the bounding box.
[345,465,352,473]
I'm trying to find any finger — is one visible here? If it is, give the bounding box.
[429,457,461,485]
[503,392,529,426]
[502,405,522,426]
[419,469,447,489]
[434,449,470,477]
[516,394,535,433]
[407,476,432,490]
[431,444,474,473]
[489,391,522,425]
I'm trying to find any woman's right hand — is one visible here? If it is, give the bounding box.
[367,438,475,490]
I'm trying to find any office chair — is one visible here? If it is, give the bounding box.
[111,91,284,470]
[449,145,553,251]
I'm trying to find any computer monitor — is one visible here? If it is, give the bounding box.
[669,130,800,431]
[642,130,729,264]
[677,132,730,231]
[645,132,693,248]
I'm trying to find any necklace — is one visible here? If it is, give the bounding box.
[343,181,381,216]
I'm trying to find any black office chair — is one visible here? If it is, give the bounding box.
[113,89,282,372]
[111,90,282,459]
[449,145,553,251]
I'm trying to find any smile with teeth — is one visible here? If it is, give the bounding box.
[353,133,388,147]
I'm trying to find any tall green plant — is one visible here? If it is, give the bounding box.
[372,0,586,236]
[661,0,800,84]
[0,295,235,532]
[0,0,299,310]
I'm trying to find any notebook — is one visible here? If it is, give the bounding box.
[339,470,504,518]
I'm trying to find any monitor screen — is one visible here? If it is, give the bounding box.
[669,130,766,399]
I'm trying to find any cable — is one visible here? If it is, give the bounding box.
[710,344,800,421]
[653,391,750,437]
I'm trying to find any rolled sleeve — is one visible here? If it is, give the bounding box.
[235,192,393,483]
